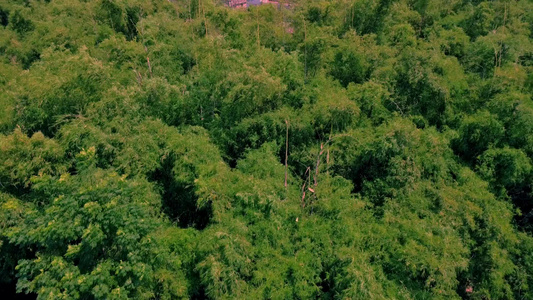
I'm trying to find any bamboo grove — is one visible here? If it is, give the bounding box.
[1,0,533,299]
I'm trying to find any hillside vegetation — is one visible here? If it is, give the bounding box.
[1,0,533,299]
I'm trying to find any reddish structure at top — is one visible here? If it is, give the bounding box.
[226,0,247,8]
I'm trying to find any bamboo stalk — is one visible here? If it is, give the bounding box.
[303,16,307,82]
[301,167,310,208]
[314,143,324,186]
[256,8,260,48]
[326,147,330,175]
[133,69,142,86]
[285,119,289,188]
[146,56,153,77]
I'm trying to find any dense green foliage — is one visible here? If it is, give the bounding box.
[1,0,533,298]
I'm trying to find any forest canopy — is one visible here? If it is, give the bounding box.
[0,0,533,299]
